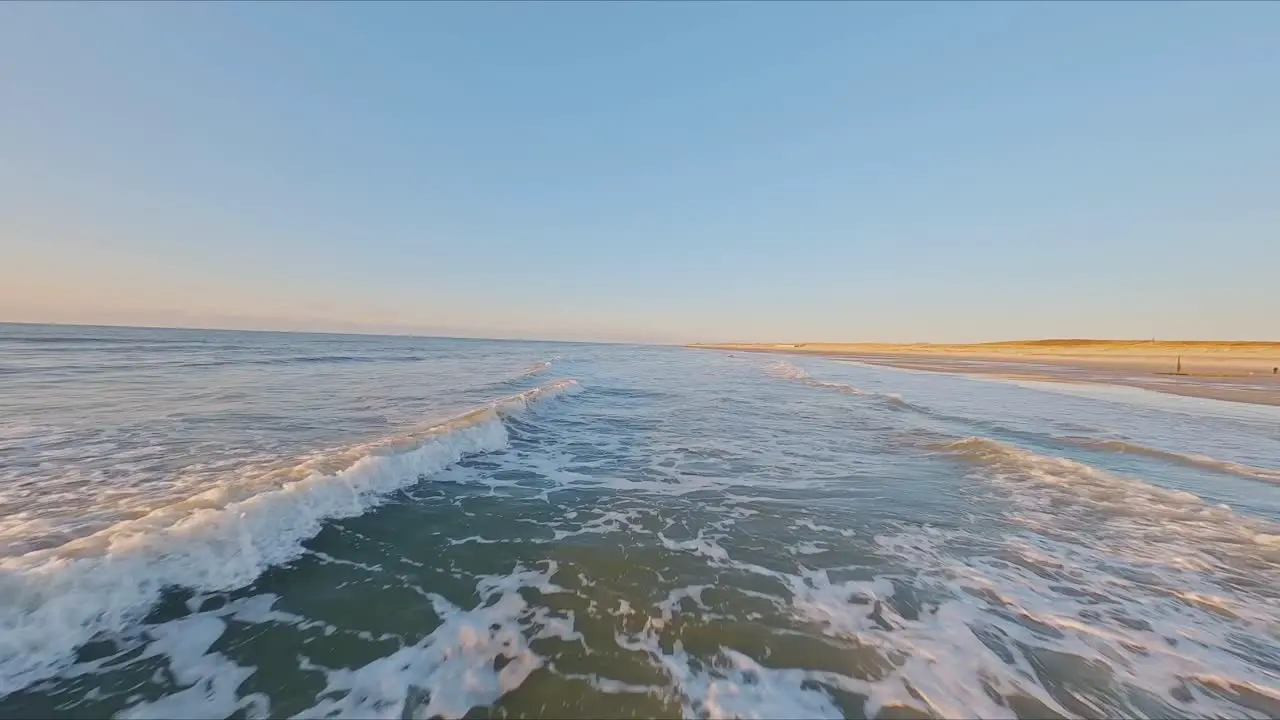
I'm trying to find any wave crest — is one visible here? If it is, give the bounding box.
[934,436,1280,562]
[1055,436,1280,484]
[766,361,864,395]
[765,361,929,413]
[496,359,560,385]
[0,379,581,698]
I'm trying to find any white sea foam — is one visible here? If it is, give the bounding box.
[515,453,734,497]
[295,562,569,719]
[117,615,269,720]
[626,435,1280,718]
[555,671,662,696]
[784,561,1058,719]
[855,526,1280,718]
[658,531,730,561]
[647,521,1279,719]
[787,541,826,556]
[625,526,1051,717]
[854,438,1280,717]
[0,380,581,699]
[673,649,845,719]
[793,519,855,537]
[614,591,849,719]
[94,592,408,718]
[552,508,651,540]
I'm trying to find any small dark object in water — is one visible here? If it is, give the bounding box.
[869,599,894,630]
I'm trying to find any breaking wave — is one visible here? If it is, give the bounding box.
[765,361,921,410]
[0,380,582,698]
[508,359,555,382]
[934,436,1280,562]
[1053,436,1280,484]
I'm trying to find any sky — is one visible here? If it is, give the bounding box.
[2,2,1278,344]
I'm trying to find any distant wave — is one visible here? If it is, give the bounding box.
[907,417,1280,485]
[938,436,1083,468]
[508,360,554,382]
[766,361,923,411]
[771,360,1280,485]
[0,334,143,345]
[1054,436,1280,484]
[0,379,582,698]
[181,354,430,368]
[932,435,1280,559]
[766,361,864,395]
[933,436,1216,518]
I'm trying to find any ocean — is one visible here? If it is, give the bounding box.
[1,323,1278,719]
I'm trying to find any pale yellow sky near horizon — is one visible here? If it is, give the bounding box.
[4,3,1280,346]
[4,293,1274,346]
[4,231,1276,345]
[4,207,1276,345]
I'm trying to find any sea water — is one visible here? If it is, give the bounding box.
[2,323,1278,718]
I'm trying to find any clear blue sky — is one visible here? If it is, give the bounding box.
[2,2,1277,343]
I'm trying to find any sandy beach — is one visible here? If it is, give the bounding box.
[690,341,1280,406]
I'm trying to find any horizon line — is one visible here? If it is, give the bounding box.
[8,321,1274,348]
[0,320,675,347]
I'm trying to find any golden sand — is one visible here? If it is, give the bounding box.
[690,340,1280,406]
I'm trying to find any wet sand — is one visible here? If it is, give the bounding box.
[690,341,1280,407]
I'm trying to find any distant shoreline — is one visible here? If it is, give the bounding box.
[689,341,1280,407]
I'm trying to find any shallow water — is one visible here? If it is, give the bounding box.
[2,323,1279,719]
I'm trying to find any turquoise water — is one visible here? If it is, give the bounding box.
[2,323,1278,718]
